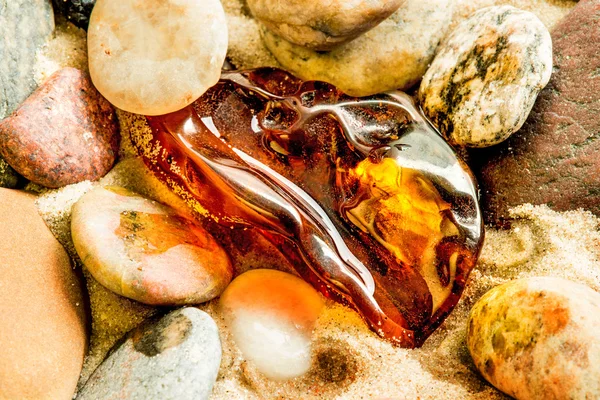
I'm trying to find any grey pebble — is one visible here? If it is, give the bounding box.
[77,308,222,400]
[0,0,54,184]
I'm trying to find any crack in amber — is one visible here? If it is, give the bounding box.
[130,67,484,347]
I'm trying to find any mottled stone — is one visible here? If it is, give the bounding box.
[477,0,600,223]
[0,189,87,400]
[52,0,96,29]
[468,277,600,400]
[220,269,324,380]
[0,67,119,188]
[87,0,228,115]
[263,0,453,96]
[0,0,54,185]
[248,0,403,50]
[0,0,54,119]
[72,186,233,305]
[419,6,552,147]
[78,308,221,400]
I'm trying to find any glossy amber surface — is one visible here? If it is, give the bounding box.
[132,68,484,347]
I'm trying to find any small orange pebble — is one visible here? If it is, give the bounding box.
[219,269,325,380]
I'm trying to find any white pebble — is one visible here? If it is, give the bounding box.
[87,0,228,115]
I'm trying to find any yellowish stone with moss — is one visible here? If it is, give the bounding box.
[467,277,600,399]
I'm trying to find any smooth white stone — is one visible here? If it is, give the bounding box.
[88,0,228,115]
[219,269,324,380]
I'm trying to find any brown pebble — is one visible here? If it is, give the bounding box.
[0,67,119,188]
[0,188,88,399]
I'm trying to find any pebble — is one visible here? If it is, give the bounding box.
[52,0,96,29]
[71,186,233,305]
[419,6,552,147]
[0,67,119,188]
[0,0,54,186]
[248,0,403,50]
[0,0,54,120]
[467,277,600,400]
[263,0,453,96]
[477,0,600,224]
[87,0,228,115]
[0,189,87,400]
[219,269,325,380]
[78,307,222,400]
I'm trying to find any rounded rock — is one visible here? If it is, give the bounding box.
[219,269,325,380]
[87,0,228,115]
[0,189,87,400]
[248,0,403,51]
[0,67,119,188]
[467,277,600,400]
[419,6,552,148]
[78,307,222,400]
[71,186,233,305]
[263,0,453,96]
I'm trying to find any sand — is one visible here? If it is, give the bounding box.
[27,1,595,398]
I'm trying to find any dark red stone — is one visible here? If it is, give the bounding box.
[0,67,119,188]
[476,0,600,225]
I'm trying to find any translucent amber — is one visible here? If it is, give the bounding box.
[132,68,484,347]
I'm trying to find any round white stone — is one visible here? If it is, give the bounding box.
[87,0,228,115]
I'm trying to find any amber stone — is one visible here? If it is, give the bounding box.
[132,68,484,347]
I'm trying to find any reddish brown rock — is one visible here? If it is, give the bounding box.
[476,0,600,224]
[0,67,119,188]
[0,188,88,399]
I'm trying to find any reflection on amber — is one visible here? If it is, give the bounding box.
[131,67,484,348]
[344,159,458,312]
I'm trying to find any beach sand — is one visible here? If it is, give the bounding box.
[29,1,596,398]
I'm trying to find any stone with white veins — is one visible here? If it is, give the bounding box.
[419,6,552,148]
[87,0,228,115]
[77,307,222,400]
[219,269,325,380]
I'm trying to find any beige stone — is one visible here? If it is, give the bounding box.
[0,189,87,400]
[263,0,453,96]
[248,0,403,50]
[87,0,228,115]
